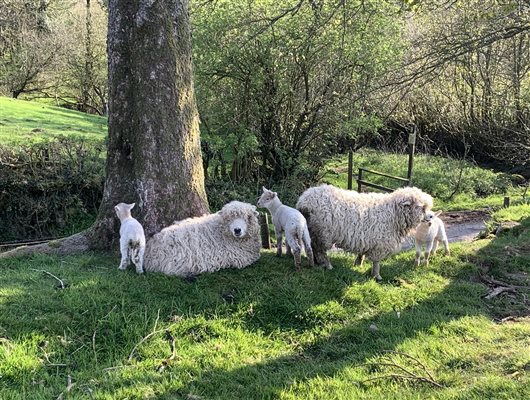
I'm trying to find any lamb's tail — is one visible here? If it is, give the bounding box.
[301,225,315,267]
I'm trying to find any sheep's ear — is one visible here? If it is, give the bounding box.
[401,200,412,206]
[435,210,442,217]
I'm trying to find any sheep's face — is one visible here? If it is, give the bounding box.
[219,201,260,240]
[115,202,135,221]
[420,210,442,226]
[257,187,277,209]
[229,217,248,238]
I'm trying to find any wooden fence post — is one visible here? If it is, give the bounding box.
[259,213,271,249]
[347,150,353,190]
[503,196,511,208]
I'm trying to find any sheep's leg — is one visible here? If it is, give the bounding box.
[424,241,434,266]
[414,241,422,267]
[118,244,130,270]
[286,235,302,271]
[371,260,383,282]
[133,246,145,274]
[274,226,283,257]
[354,254,365,267]
[286,243,292,256]
[310,228,332,269]
[302,228,315,268]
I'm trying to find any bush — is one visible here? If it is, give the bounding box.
[0,138,104,242]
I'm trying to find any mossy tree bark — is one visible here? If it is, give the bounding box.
[89,0,209,247]
[0,0,208,258]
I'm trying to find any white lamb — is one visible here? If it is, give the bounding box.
[115,202,146,274]
[296,184,433,281]
[144,201,261,276]
[257,187,314,270]
[414,210,450,266]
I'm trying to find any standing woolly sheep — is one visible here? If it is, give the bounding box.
[414,210,450,266]
[144,201,261,276]
[257,187,314,270]
[296,184,433,281]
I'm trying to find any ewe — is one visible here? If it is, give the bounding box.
[414,210,450,266]
[144,201,261,276]
[115,202,146,274]
[257,187,314,270]
[296,184,433,281]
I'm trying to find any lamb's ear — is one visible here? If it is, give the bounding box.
[128,203,136,210]
[262,186,268,192]
[114,205,120,213]
[273,191,278,197]
[254,210,259,217]
[434,210,442,217]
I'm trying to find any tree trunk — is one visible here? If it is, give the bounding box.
[0,0,209,258]
[89,0,209,247]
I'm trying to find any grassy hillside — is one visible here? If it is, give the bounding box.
[0,97,107,144]
[0,206,529,399]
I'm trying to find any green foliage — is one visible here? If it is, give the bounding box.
[0,230,529,398]
[322,150,520,210]
[0,137,104,241]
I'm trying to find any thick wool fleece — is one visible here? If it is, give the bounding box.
[296,184,433,280]
[144,201,261,276]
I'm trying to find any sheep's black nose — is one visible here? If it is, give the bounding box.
[234,228,241,235]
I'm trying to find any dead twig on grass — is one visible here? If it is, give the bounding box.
[360,350,443,388]
[127,309,162,362]
[157,330,178,372]
[30,269,66,289]
[56,375,74,400]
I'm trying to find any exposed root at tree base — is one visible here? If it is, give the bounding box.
[0,231,91,260]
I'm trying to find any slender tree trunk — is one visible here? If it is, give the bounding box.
[1,0,209,258]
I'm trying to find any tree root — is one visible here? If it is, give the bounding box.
[0,231,91,260]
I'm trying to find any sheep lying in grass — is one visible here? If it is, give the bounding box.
[414,210,450,266]
[144,201,261,277]
[296,184,433,281]
[115,202,146,274]
[257,187,314,270]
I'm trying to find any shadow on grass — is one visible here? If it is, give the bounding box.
[0,247,502,398]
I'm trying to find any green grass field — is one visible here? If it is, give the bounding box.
[0,97,107,144]
[322,151,525,211]
[1,206,529,399]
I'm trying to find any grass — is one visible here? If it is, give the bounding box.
[321,150,526,211]
[0,97,107,144]
[1,207,529,399]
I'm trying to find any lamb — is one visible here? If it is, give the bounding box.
[296,184,433,281]
[414,210,450,266]
[257,187,314,270]
[144,201,261,276]
[115,202,146,274]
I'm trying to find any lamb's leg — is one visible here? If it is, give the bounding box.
[442,238,450,256]
[432,239,439,255]
[286,235,302,271]
[371,260,383,282]
[286,243,292,256]
[414,241,422,267]
[354,254,365,267]
[118,243,130,270]
[133,246,145,274]
[302,228,314,268]
[274,226,283,257]
[424,240,434,266]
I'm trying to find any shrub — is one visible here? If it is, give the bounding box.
[0,138,104,242]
